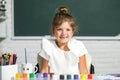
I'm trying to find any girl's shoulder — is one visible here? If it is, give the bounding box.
[41,37,56,49]
[68,38,88,56]
[69,38,84,46]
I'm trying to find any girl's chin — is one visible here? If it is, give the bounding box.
[59,40,68,44]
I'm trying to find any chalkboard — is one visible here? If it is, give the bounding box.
[14,0,120,37]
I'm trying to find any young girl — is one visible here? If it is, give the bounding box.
[39,6,88,74]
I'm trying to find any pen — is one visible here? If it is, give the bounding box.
[0,60,1,65]
[0,53,17,65]
[0,56,2,65]
[2,57,6,65]
[9,54,13,65]
[13,54,17,64]
[4,54,10,65]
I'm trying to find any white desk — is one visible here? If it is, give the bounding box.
[94,74,120,80]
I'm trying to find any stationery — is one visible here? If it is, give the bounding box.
[0,53,17,66]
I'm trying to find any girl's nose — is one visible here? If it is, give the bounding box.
[62,30,66,34]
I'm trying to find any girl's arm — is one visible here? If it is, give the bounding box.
[78,55,88,74]
[40,57,49,74]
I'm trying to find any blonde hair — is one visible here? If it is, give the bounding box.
[51,6,76,35]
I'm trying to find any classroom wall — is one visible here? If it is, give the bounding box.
[0,0,120,74]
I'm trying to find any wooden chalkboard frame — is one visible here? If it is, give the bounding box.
[12,0,120,40]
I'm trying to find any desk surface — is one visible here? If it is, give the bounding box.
[95,74,120,80]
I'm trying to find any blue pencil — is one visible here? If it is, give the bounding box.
[24,48,27,64]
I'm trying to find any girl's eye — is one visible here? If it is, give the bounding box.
[56,28,62,31]
[66,29,71,31]
[56,28,71,31]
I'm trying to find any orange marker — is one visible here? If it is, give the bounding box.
[22,73,27,80]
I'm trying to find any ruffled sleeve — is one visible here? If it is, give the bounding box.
[68,38,88,57]
[39,38,55,60]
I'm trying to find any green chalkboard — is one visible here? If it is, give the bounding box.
[14,0,120,37]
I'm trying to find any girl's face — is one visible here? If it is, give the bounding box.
[53,21,74,45]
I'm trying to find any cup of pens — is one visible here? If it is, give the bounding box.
[21,48,38,77]
[0,53,18,80]
[21,63,38,75]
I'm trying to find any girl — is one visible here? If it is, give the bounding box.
[39,6,88,74]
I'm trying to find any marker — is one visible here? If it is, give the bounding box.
[74,74,79,80]
[13,54,17,64]
[29,73,35,80]
[2,57,5,65]
[80,74,86,80]
[16,73,21,80]
[0,60,1,65]
[8,54,13,65]
[67,74,71,80]
[2,54,6,65]
[59,74,64,80]
[43,73,48,80]
[87,74,93,79]
[22,73,27,80]
[0,56,2,65]
[36,73,41,80]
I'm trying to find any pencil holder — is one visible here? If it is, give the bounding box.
[0,64,18,80]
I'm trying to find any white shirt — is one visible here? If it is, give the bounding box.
[39,38,88,74]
